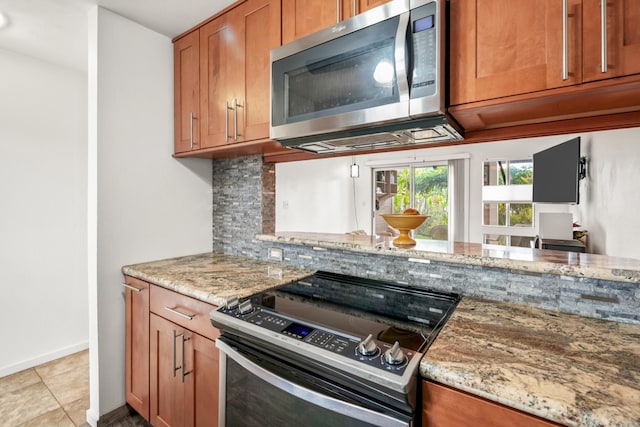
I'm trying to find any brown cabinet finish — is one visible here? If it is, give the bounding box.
[150,313,189,427]
[582,0,640,82]
[448,0,640,135]
[234,0,282,142]
[150,284,220,341]
[191,0,280,151]
[282,0,390,44]
[125,275,220,426]
[282,0,342,44]
[124,277,150,421]
[174,31,200,153]
[449,0,582,105]
[199,15,232,149]
[422,381,562,427]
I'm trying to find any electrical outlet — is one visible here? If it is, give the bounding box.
[268,247,283,262]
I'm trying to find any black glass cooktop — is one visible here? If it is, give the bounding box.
[248,271,460,353]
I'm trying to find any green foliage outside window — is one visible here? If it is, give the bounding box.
[392,166,448,239]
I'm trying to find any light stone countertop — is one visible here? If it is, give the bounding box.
[121,252,316,307]
[121,251,640,426]
[421,297,640,427]
[257,232,640,283]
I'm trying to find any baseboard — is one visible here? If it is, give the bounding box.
[0,341,89,377]
[85,407,99,427]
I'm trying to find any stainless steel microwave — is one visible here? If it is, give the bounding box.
[270,0,462,154]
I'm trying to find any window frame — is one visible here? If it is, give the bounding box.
[481,158,536,248]
[368,155,469,242]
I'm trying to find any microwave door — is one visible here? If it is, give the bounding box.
[271,13,411,140]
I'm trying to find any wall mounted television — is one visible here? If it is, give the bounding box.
[532,137,585,204]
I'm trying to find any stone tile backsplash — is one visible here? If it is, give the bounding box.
[212,155,639,324]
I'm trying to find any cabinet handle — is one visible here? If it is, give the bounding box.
[353,0,357,17]
[189,112,195,149]
[173,330,181,377]
[121,282,143,292]
[233,98,243,140]
[181,336,192,383]
[600,0,608,73]
[165,306,196,320]
[562,0,568,81]
[336,0,341,22]
[225,101,231,143]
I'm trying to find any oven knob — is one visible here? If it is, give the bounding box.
[225,296,239,311]
[357,334,378,356]
[238,299,254,315]
[384,341,405,365]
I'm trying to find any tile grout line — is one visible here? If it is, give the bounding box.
[32,368,79,426]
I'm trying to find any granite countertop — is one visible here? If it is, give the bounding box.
[257,232,640,283]
[122,251,639,426]
[421,297,640,427]
[121,252,316,306]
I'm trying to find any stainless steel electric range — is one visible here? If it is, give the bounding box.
[210,271,459,427]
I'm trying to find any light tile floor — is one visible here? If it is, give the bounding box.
[0,350,89,427]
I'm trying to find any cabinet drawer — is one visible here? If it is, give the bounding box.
[150,285,220,341]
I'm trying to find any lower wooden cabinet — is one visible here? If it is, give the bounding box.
[422,381,562,427]
[124,277,150,420]
[150,314,219,427]
[124,275,220,427]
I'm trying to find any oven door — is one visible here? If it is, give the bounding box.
[217,336,412,427]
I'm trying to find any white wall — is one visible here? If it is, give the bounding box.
[276,157,371,233]
[0,49,88,376]
[276,127,640,259]
[87,7,213,424]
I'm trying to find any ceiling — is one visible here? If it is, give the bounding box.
[0,0,235,71]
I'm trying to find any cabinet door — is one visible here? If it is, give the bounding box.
[356,0,391,14]
[150,314,188,427]
[423,381,562,427]
[234,0,282,142]
[282,0,342,44]
[583,0,640,82]
[174,31,200,153]
[450,0,582,105]
[200,15,233,148]
[124,277,150,420]
[188,332,219,427]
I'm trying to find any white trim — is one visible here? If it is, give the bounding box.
[0,341,89,378]
[85,408,99,427]
[365,152,470,166]
[482,225,538,237]
[482,185,533,202]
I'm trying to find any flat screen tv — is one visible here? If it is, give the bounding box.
[532,137,582,204]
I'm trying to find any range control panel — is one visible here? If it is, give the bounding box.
[216,302,414,376]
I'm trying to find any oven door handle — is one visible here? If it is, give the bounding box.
[217,339,410,427]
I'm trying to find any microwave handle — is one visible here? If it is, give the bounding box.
[394,12,410,102]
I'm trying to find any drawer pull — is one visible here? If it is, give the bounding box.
[165,306,196,320]
[121,283,144,292]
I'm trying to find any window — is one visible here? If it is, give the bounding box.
[482,159,535,248]
[372,157,468,242]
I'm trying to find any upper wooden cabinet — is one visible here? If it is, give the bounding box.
[448,0,640,134]
[174,31,200,153]
[450,0,640,105]
[174,0,281,155]
[582,0,640,82]
[282,0,391,44]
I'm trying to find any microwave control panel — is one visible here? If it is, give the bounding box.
[410,1,438,99]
